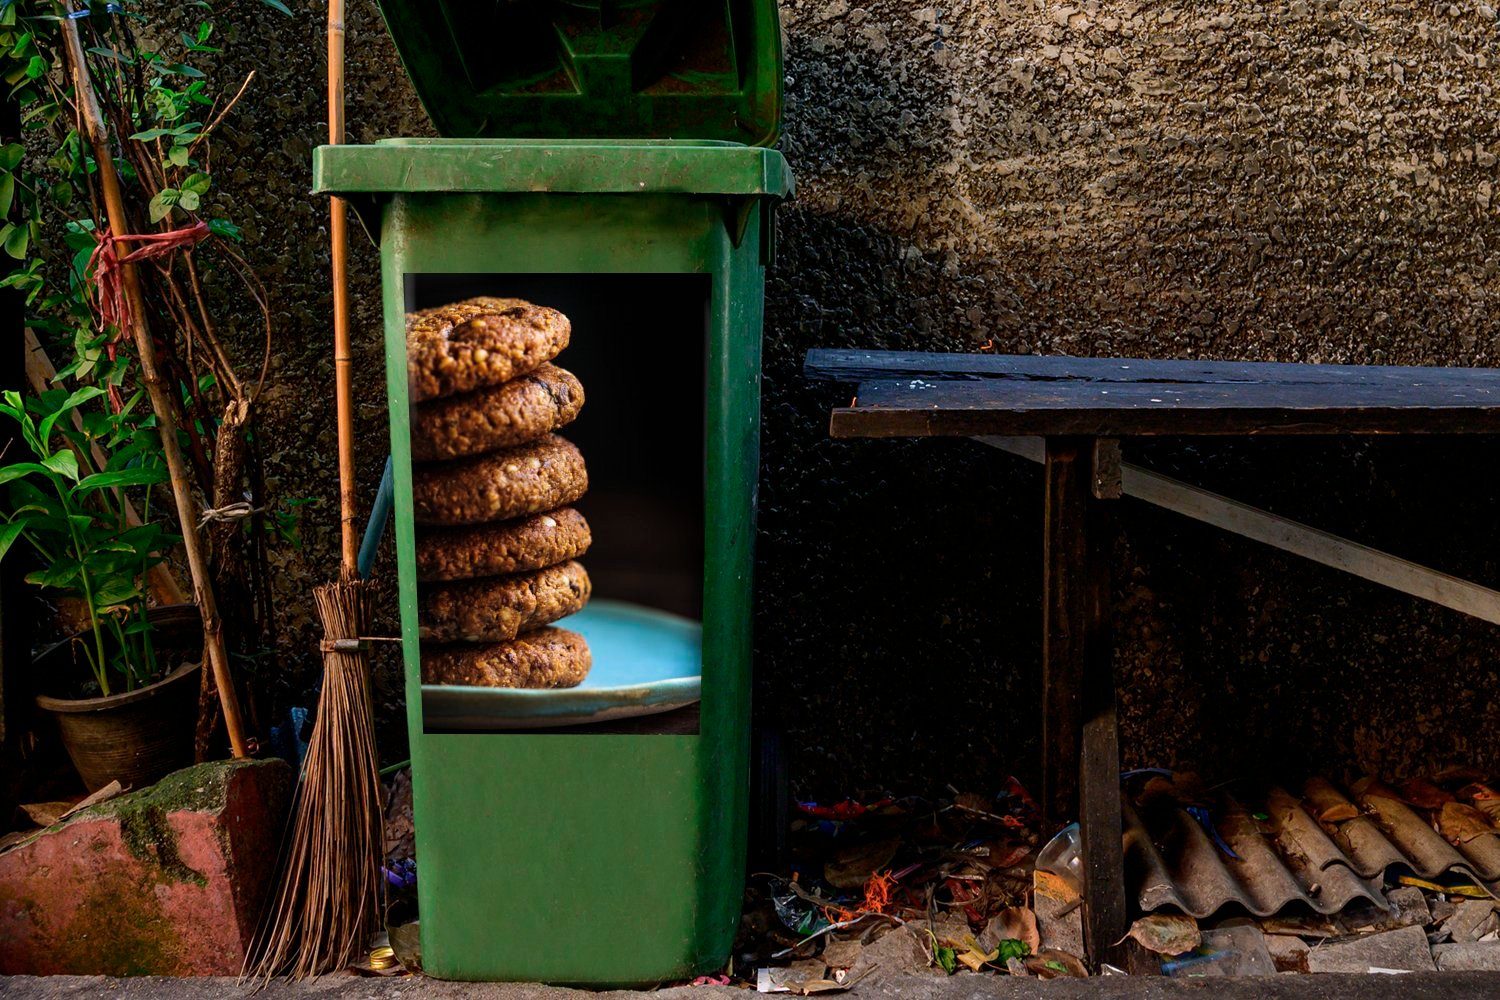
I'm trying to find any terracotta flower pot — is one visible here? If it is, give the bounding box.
[33,604,203,792]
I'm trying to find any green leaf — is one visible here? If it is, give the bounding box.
[91,579,143,607]
[0,142,22,171]
[166,144,190,168]
[42,384,105,433]
[26,558,82,589]
[0,519,28,562]
[935,946,956,975]
[24,55,46,80]
[996,939,1030,962]
[0,172,12,218]
[76,467,169,492]
[148,188,178,222]
[2,221,27,258]
[0,462,53,486]
[178,189,200,212]
[42,450,80,482]
[180,171,210,195]
[207,218,241,241]
[259,0,294,15]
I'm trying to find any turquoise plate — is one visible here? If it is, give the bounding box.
[421,599,702,730]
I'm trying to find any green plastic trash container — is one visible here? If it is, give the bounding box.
[312,0,791,985]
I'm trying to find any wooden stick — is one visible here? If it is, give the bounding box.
[24,330,187,607]
[61,9,248,758]
[328,0,357,577]
[978,435,1500,626]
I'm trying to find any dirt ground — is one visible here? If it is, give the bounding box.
[4,972,1500,1000]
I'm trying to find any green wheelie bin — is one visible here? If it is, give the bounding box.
[312,0,791,985]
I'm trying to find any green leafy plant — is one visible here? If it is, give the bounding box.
[0,1,294,735]
[0,386,178,695]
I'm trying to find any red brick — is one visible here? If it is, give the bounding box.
[0,758,291,975]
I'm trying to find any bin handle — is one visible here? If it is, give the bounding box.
[358,455,394,580]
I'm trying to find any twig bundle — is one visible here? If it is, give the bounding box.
[244,579,383,979]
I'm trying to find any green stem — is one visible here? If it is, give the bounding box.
[55,478,109,696]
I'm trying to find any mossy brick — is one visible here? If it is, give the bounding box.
[0,758,292,976]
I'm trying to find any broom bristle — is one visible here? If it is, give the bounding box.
[244,578,383,981]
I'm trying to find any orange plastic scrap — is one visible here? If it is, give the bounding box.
[824,870,897,925]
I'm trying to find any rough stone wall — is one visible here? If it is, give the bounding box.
[158,1,1500,792]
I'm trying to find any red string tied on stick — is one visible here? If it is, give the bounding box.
[87,220,211,406]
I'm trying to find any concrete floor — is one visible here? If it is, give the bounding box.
[3,974,1500,999]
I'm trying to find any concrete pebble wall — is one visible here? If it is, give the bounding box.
[164,0,1500,791]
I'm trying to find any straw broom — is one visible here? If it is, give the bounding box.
[243,0,383,978]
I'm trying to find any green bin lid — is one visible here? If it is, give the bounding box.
[373,0,784,145]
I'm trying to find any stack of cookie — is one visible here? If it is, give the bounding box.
[407,297,594,690]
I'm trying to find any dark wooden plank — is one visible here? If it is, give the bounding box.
[1079,498,1127,968]
[1042,439,1087,831]
[976,435,1500,627]
[806,348,1500,392]
[830,377,1500,437]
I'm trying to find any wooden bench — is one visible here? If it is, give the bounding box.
[807,348,1500,967]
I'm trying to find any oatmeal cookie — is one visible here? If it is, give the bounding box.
[420,627,592,689]
[420,560,591,643]
[407,297,570,402]
[412,364,583,462]
[416,508,591,582]
[412,434,586,525]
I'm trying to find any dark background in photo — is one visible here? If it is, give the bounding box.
[406,273,708,622]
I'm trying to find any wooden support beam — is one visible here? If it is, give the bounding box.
[978,436,1500,627]
[1079,496,1127,967]
[1041,437,1127,968]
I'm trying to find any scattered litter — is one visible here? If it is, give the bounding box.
[1162,924,1274,978]
[735,769,1500,984]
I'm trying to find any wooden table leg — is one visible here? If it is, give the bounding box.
[1043,436,1127,968]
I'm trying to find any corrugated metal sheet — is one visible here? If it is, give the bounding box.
[1123,777,1500,921]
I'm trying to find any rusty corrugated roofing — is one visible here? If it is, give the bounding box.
[1121,778,1500,921]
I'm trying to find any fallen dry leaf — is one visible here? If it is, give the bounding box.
[1400,778,1454,811]
[1458,783,1500,823]
[1304,778,1360,823]
[1025,949,1088,978]
[19,802,70,828]
[1123,913,1201,956]
[1438,802,1497,845]
[981,906,1040,956]
[59,780,125,821]
[824,837,899,890]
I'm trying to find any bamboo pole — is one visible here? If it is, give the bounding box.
[61,9,248,758]
[328,0,357,576]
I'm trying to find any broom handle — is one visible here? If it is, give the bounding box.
[329,0,358,578]
[61,9,249,758]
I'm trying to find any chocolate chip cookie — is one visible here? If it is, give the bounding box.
[416,507,591,582]
[420,627,592,689]
[412,363,583,462]
[420,560,591,643]
[412,434,587,525]
[407,297,570,403]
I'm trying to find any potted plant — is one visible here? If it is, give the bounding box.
[0,385,199,791]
